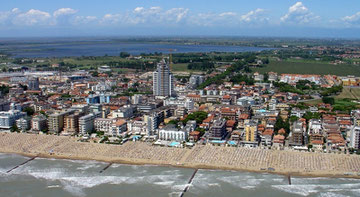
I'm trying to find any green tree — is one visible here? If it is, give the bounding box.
[91,71,99,77]
[322,97,335,105]
[274,115,290,134]
[10,124,19,132]
[23,107,35,116]
[289,115,299,123]
[120,52,130,58]
[303,112,321,121]
[183,111,208,124]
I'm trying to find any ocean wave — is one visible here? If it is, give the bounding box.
[272,182,360,196]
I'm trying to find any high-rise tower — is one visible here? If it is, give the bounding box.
[153,59,175,97]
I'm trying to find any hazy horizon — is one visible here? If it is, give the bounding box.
[0,0,360,38]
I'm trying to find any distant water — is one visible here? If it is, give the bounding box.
[0,153,359,197]
[0,41,270,58]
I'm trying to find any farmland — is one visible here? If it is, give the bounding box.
[253,61,360,76]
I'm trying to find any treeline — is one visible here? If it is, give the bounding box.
[187,61,215,71]
[275,49,342,62]
[273,82,304,94]
[172,52,258,64]
[230,74,254,85]
[321,85,343,97]
[197,61,247,89]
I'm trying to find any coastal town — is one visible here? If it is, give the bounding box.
[0,48,360,177]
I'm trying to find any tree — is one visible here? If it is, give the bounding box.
[289,115,299,123]
[120,52,130,58]
[263,73,269,82]
[183,111,208,124]
[274,115,290,134]
[23,107,35,116]
[10,124,19,132]
[303,112,321,121]
[91,71,99,77]
[322,97,335,105]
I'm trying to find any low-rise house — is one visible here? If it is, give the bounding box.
[273,134,285,148]
[261,129,274,146]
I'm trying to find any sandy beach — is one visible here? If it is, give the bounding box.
[1,132,360,178]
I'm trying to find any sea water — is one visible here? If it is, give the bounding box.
[0,153,359,197]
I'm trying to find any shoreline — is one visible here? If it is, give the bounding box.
[1,148,360,180]
[1,132,360,180]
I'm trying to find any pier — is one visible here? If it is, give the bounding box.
[287,174,292,185]
[99,163,112,173]
[180,169,198,197]
[6,156,37,173]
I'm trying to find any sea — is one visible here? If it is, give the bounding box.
[0,153,359,197]
[0,39,270,58]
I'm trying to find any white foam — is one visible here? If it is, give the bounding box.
[272,182,360,196]
[207,183,220,186]
[319,192,348,197]
[171,183,190,191]
[153,181,175,186]
[272,185,316,196]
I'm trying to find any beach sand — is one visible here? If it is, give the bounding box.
[0,132,360,178]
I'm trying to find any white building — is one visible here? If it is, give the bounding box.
[94,118,127,136]
[350,126,360,149]
[144,113,159,136]
[164,97,194,111]
[0,110,26,129]
[112,106,134,118]
[31,115,47,132]
[189,75,204,89]
[308,119,323,135]
[131,95,143,105]
[16,117,30,131]
[94,118,114,133]
[158,125,187,141]
[153,59,175,97]
[79,112,101,135]
[127,120,147,135]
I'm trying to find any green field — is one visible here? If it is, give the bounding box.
[253,61,360,76]
[336,87,360,100]
[171,63,203,73]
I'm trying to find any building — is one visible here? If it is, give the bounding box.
[131,95,143,105]
[144,113,159,136]
[79,112,101,135]
[63,113,82,134]
[127,120,147,135]
[153,59,175,97]
[273,134,285,148]
[0,110,26,129]
[94,118,127,136]
[245,121,258,142]
[189,75,204,89]
[16,117,31,131]
[28,77,40,90]
[158,124,187,141]
[0,100,10,111]
[86,94,110,104]
[209,119,227,140]
[48,110,74,134]
[111,119,127,136]
[350,126,360,149]
[31,115,47,132]
[289,121,304,146]
[112,106,134,118]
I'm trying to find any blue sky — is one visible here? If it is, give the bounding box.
[0,0,360,38]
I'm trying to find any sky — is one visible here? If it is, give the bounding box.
[0,0,360,38]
